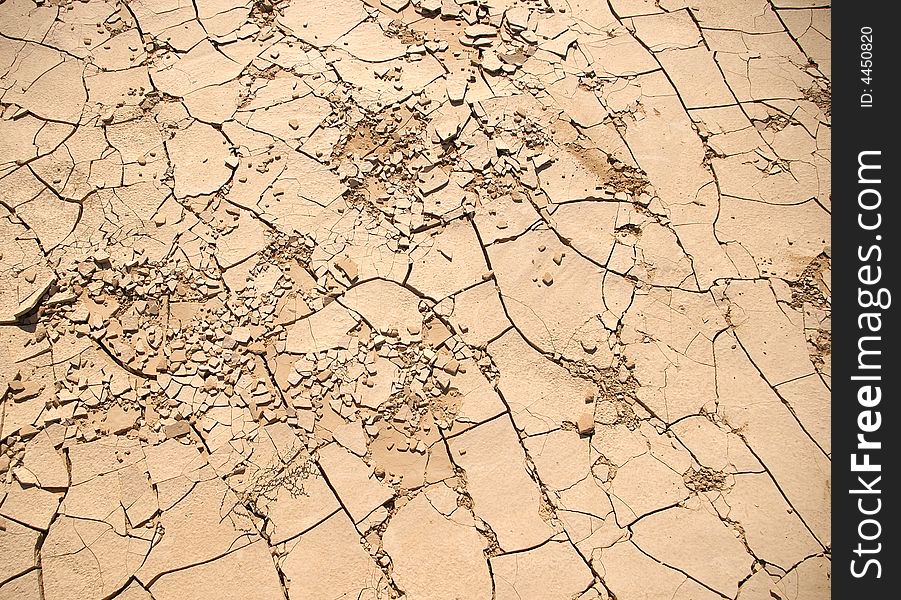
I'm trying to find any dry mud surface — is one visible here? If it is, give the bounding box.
[0,0,831,599]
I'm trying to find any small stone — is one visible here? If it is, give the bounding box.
[382,0,409,11]
[163,421,192,439]
[419,0,441,14]
[576,412,595,436]
[480,51,503,74]
[231,326,252,344]
[464,25,497,39]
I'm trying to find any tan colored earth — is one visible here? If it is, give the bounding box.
[0,0,831,598]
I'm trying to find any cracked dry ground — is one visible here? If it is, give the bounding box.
[0,0,832,599]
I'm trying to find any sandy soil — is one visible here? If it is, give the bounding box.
[0,0,831,598]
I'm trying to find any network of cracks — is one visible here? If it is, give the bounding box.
[0,0,831,599]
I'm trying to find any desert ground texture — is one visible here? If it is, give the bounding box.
[0,0,831,598]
